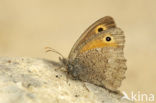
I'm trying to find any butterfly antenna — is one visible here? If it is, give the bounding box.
[45,47,64,59]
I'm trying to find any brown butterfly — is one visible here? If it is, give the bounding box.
[48,16,127,92]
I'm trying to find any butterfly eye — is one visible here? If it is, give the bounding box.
[105,36,111,42]
[98,27,103,32]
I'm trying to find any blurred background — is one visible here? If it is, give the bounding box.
[0,0,156,102]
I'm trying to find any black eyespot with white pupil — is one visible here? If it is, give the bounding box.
[98,27,103,32]
[106,36,111,42]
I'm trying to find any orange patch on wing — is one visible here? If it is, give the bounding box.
[80,39,117,53]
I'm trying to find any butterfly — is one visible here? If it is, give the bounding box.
[47,16,127,92]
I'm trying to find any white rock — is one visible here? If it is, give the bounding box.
[0,57,133,103]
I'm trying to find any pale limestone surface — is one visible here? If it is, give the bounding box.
[0,57,132,103]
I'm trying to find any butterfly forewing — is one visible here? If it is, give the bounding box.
[68,16,116,61]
